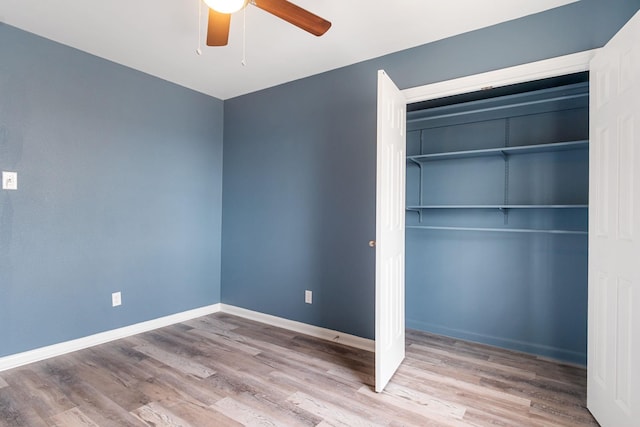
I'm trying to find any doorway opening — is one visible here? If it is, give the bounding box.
[404,71,590,365]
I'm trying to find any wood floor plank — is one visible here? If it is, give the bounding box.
[0,388,48,427]
[132,342,216,379]
[325,365,374,387]
[135,359,226,406]
[203,365,321,426]
[479,375,588,408]
[136,327,274,379]
[383,382,466,419]
[182,316,239,332]
[81,344,153,384]
[269,370,422,426]
[159,397,242,427]
[187,327,263,356]
[31,359,146,427]
[529,400,599,426]
[161,399,241,427]
[66,353,152,413]
[287,391,385,427]
[0,313,596,426]
[392,368,538,426]
[1,368,75,420]
[131,401,194,427]
[214,397,283,427]
[48,407,101,427]
[356,385,471,427]
[398,360,533,407]
[410,342,538,380]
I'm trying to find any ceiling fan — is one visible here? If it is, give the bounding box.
[203,0,332,46]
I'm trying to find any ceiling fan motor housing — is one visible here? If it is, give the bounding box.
[205,0,331,47]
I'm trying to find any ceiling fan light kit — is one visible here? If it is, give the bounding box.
[204,0,331,47]
[204,0,248,14]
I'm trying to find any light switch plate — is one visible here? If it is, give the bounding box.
[2,171,17,190]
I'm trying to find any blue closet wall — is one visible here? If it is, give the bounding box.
[222,0,639,352]
[0,24,224,357]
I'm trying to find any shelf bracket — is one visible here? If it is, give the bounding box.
[499,207,509,225]
[418,162,424,208]
[503,119,510,226]
[407,208,423,223]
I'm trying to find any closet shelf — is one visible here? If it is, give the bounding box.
[406,83,589,125]
[407,140,588,163]
[406,225,587,235]
[407,204,588,210]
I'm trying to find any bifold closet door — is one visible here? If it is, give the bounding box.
[588,9,640,427]
[375,70,406,393]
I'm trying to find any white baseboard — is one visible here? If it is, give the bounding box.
[0,304,221,372]
[220,304,375,352]
[0,303,374,372]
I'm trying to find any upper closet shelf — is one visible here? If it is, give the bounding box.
[407,140,588,163]
[406,82,589,129]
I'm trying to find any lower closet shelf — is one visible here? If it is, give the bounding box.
[406,225,587,235]
[406,205,589,209]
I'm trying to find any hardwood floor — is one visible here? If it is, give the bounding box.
[0,313,597,426]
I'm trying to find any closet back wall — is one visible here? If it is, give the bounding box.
[0,24,224,358]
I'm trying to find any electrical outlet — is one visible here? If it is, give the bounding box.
[305,290,312,304]
[112,291,122,307]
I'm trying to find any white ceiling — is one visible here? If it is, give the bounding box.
[1,0,578,100]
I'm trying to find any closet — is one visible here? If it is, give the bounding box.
[404,73,589,365]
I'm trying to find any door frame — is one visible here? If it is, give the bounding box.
[402,50,597,104]
[398,49,596,354]
[376,49,596,392]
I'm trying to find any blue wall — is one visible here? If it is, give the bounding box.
[2,0,639,362]
[221,0,640,355]
[0,24,224,357]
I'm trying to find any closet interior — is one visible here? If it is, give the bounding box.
[404,72,589,365]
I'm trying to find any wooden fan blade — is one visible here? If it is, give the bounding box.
[253,0,331,36]
[207,8,231,46]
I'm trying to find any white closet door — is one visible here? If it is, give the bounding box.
[375,70,406,393]
[588,10,640,427]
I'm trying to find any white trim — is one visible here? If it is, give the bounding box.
[0,303,374,372]
[221,304,375,352]
[395,49,598,369]
[402,49,598,104]
[0,304,221,372]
